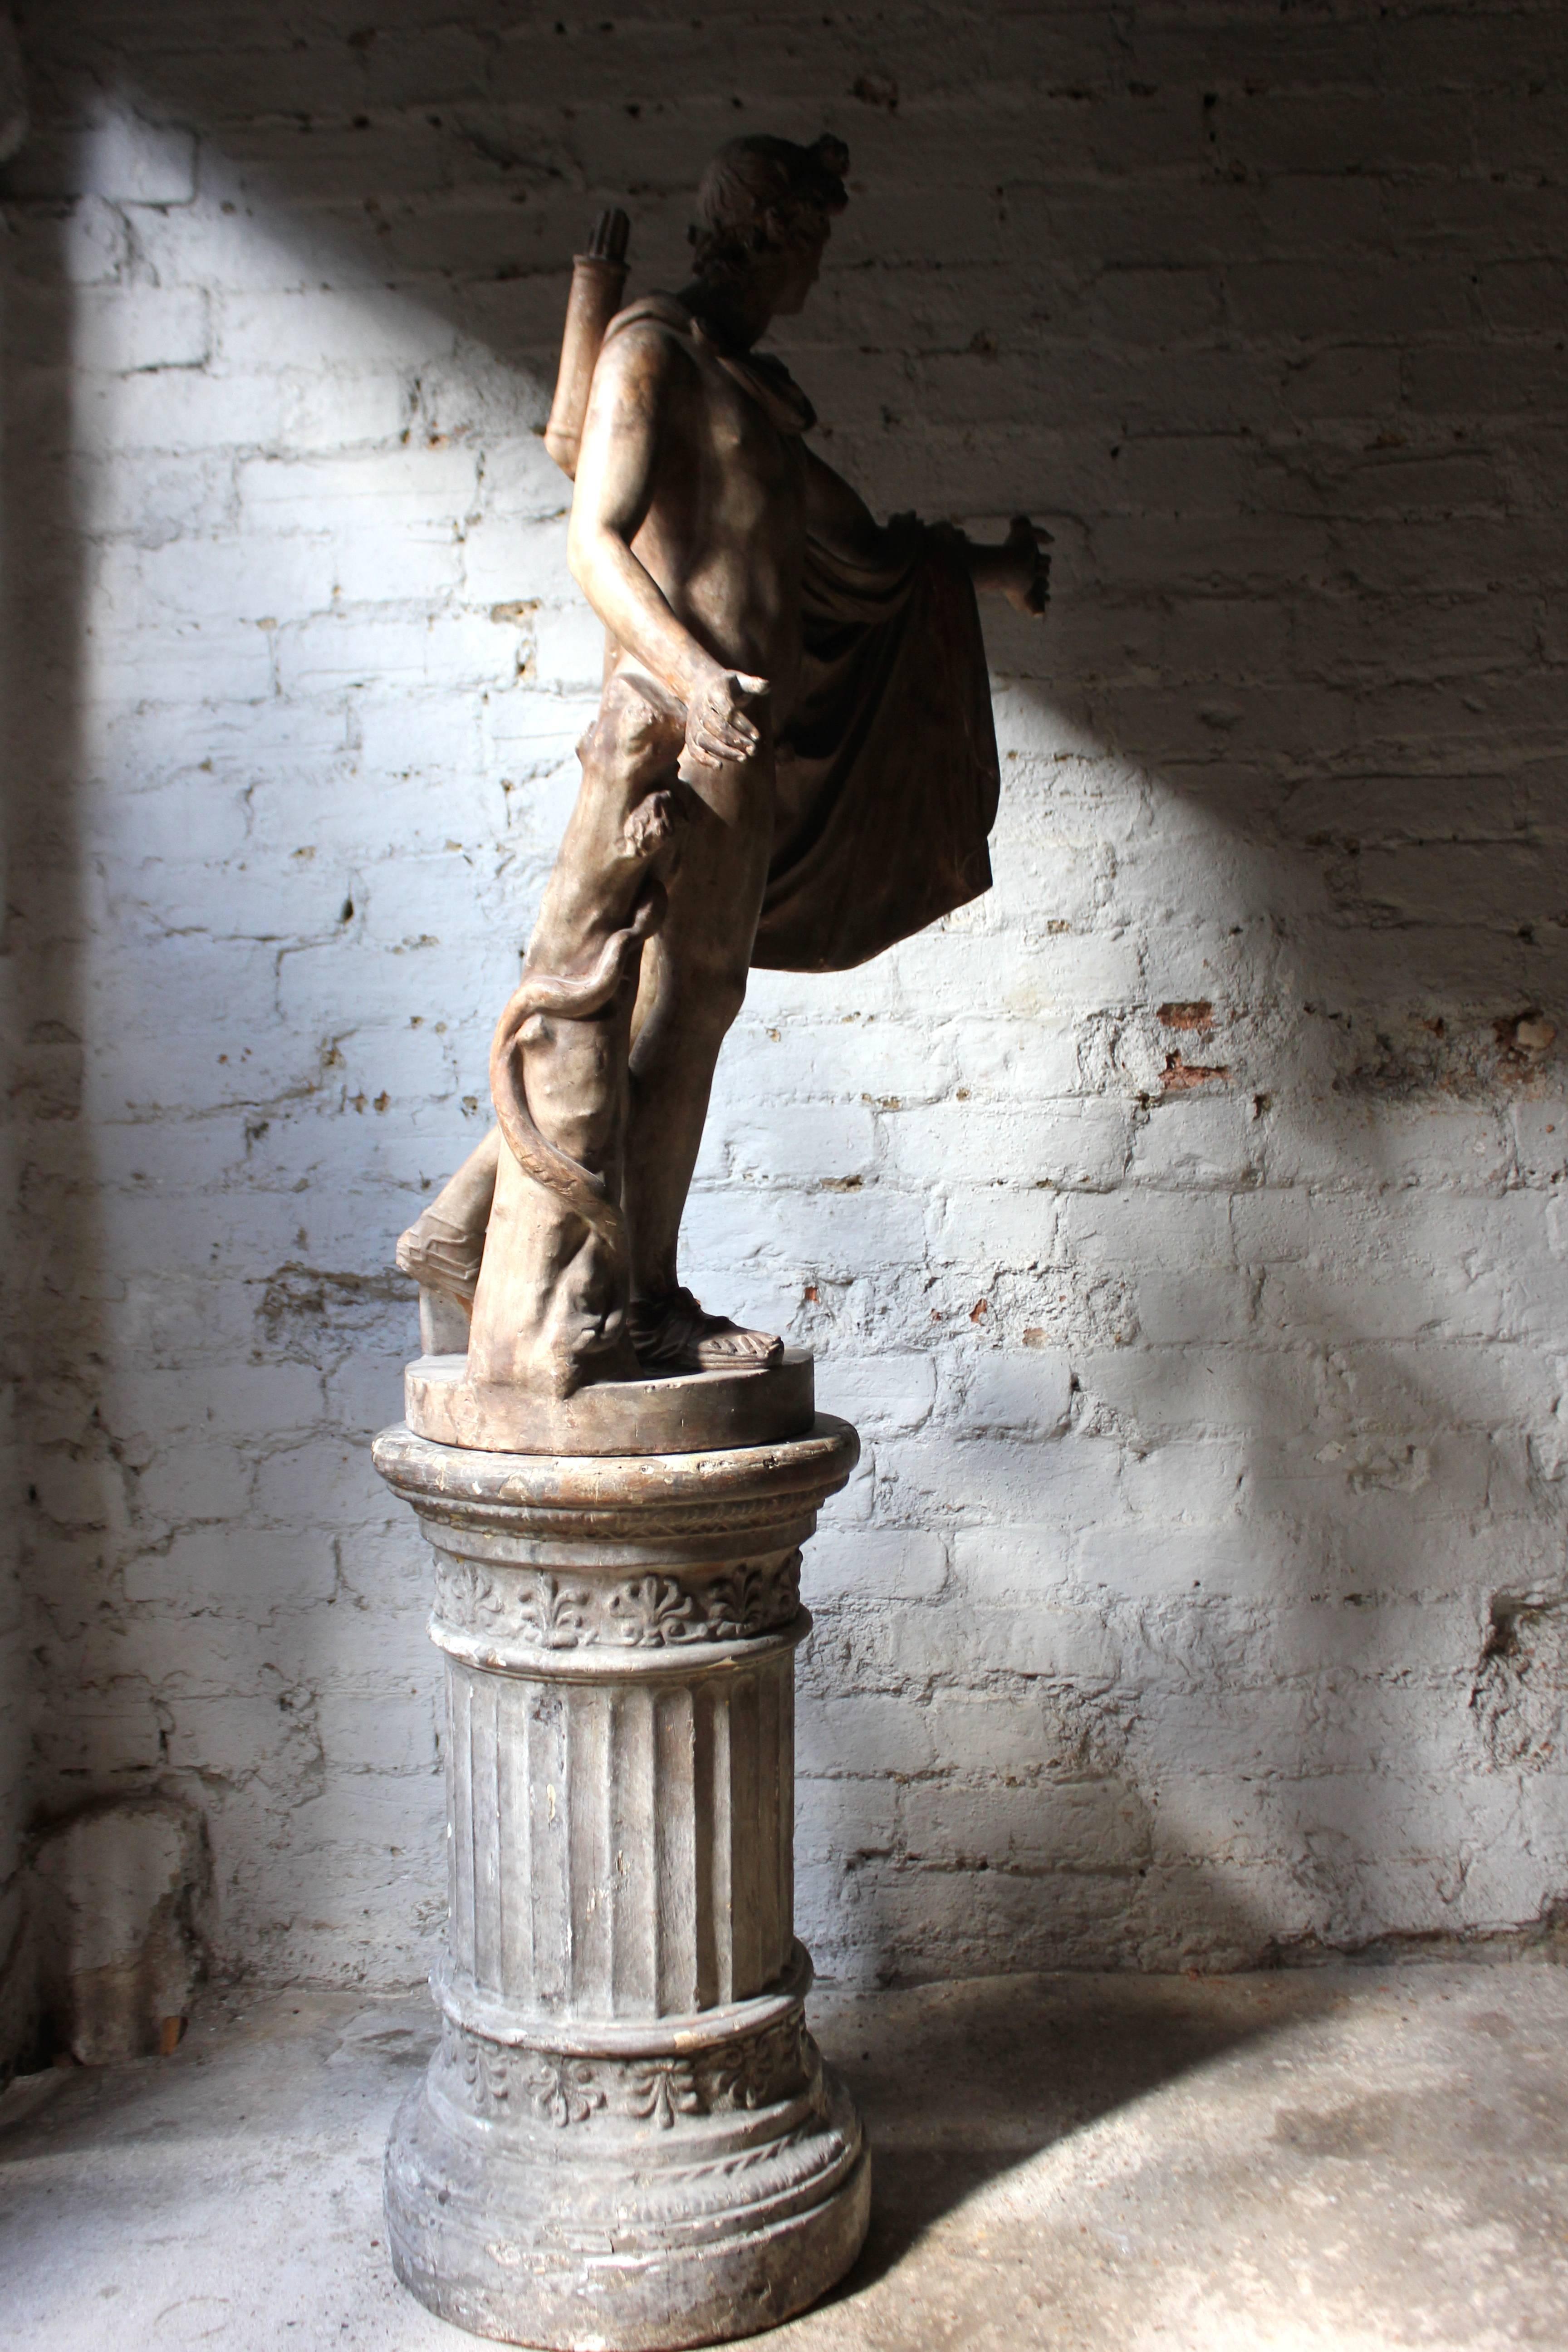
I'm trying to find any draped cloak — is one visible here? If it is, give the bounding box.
[596,298,1001,975]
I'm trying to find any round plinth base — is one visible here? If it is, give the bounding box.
[385,2002,868,2350]
[404,1349,815,1456]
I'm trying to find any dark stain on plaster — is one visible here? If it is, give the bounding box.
[1472,1594,1568,1770]
[257,1261,409,1345]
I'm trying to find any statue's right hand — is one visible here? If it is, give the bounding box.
[683,667,770,771]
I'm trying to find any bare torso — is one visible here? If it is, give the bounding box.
[569,306,820,766]
[617,326,809,719]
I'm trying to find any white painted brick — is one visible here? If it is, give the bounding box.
[331,531,464,605]
[123,1528,337,1613]
[159,1694,311,1783]
[1082,1343,1321,1440]
[885,1099,1131,1190]
[1061,1189,1235,1266]
[461,513,574,606]
[531,601,609,693]
[1120,1441,1247,1522]
[276,610,521,695]
[354,691,484,776]
[960,1349,1073,1435]
[250,1442,386,1531]
[801,1527,948,1606]
[1076,1521,1307,1604]
[723,1103,877,1186]
[73,447,233,542]
[97,1363,325,1445]
[943,1014,1082,1097]
[31,1693,166,1784]
[797,1694,935,1779]
[317,1691,436,1777]
[112,533,328,626]
[31,110,197,205]
[899,1779,1150,1874]
[257,771,498,870]
[73,288,212,377]
[58,195,133,284]
[951,1525,1078,1605]
[1259,1256,1501,1346]
[732,1010,958,1107]
[280,371,415,452]
[135,1444,253,1526]
[1514,1099,1568,1185]
[476,441,570,520]
[1332,1342,1560,1433]
[1137,1267,1257,1343]
[84,620,274,709]
[1131,1096,1259,1189]
[921,1690,1099,1778]
[926,1182,1059,1270]
[217,289,456,375]
[1268,1101,1515,1195]
[684,1183,928,1278]
[794,1776,899,1858]
[236,446,479,528]
[11,7,1568,2009]
[79,768,251,862]
[988,1603,1121,1681]
[813,1352,936,1435]
[884,1430,1126,1529]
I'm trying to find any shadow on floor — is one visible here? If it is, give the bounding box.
[812,1967,1345,2298]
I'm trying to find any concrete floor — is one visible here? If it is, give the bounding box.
[2,1962,1565,2351]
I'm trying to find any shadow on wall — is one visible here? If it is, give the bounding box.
[1,68,98,2053]
[2,3,1566,1993]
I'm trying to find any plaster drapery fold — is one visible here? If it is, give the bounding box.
[758,516,1000,973]
[598,296,1002,976]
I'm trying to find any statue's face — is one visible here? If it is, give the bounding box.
[769,219,830,317]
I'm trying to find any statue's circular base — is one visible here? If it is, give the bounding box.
[403,1348,814,1455]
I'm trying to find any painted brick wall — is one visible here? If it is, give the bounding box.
[4,1,1566,1995]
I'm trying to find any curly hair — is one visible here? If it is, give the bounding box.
[688,133,850,288]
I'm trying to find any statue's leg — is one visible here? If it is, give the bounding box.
[467,676,685,1397]
[395,1126,500,1304]
[622,735,783,1371]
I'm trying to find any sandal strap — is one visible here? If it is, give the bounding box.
[627,1287,706,1370]
[628,1287,781,1373]
[396,1218,483,1305]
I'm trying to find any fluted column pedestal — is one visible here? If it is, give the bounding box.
[371,1411,868,2351]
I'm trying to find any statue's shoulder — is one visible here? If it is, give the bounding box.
[598,294,700,374]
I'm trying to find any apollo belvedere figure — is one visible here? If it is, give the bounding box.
[372,132,1053,2349]
[397,133,1048,1406]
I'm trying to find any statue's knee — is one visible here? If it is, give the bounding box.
[677,963,747,1037]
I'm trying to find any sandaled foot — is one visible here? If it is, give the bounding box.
[395,1209,483,1307]
[628,1285,784,1375]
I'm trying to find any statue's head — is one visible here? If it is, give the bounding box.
[689,133,849,315]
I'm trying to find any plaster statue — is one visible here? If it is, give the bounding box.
[397,134,1049,1402]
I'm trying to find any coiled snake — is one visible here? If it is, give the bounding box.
[487,879,667,1268]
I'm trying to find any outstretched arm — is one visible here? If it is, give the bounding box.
[800,442,907,567]
[963,514,1051,616]
[802,443,1050,616]
[567,328,764,771]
